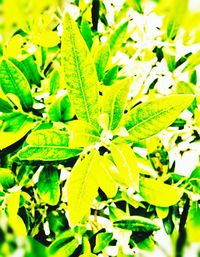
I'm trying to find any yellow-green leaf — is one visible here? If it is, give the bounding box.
[61,12,99,128]
[139,177,183,207]
[102,78,132,130]
[124,95,194,142]
[110,143,139,190]
[67,150,117,225]
[18,129,81,161]
[68,120,100,148]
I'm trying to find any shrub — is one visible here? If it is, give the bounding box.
[0,0,199,256]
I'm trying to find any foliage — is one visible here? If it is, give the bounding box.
[0,0,200,256]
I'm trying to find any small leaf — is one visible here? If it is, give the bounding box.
[0,116,33,150]
[0,91,13,113]
[81,19,93,49]
[102,78,132,130]
[61,12,99,127]
[124,95,194,142]
[95,44,110,81]
[0,59,33,111]
[18,129,81,161]
[10,56,41,87]
[113,216,160,232]
[49,69,60,95]
[165,0,188,40]
[103,65,119,86]
[139,177,183,207]
[186,201,200,242]
[7,191,20,217]
[37,167,60,206]
[68,120,100,148]
[107,21,129,55]
[0,168,15,189]
[110,143,139,190]
[48,231,79,257]
[94,232,113,253]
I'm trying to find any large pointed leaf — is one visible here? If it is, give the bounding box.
[67,150,99,226]
[110,143,139,190]
[37,167,60,206]
[0,59,33,111]
[61,12,99,127]
[139,177,183,207]
[124,95,194,142]
[67,150,117,225]
[18,129,81,161]
[102,78,132,130]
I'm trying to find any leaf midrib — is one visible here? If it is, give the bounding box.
[127,101,186,134]
[68,17,91,124]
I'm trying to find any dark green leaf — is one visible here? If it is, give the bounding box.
[0,59,33,111]
[37,167,60,206]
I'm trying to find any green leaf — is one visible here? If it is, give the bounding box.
[110,143,139,190]
[48,95,74,122]
[94,232,113,253]
[113,216,160,232]
[18,129,81,161]
[0,59,33,111]
[0,115,33,150]
[0,91,13,112]
[61,12,99,128]
[81,19,93,50]
[0,168,15,189]
[107,21,129,55]
[139,177,183,207]
[95,44,110,81]
[186,201,200,242]
[49,69,60,95]
[48,231,79,257]
[68,120,100,148]
[165,0,188,40]
[67,150,117,225]
[10,56,41,87]
[124,95,194,142]
[102,78,132,130]
[37,167,60,206]
[103,65,119,86]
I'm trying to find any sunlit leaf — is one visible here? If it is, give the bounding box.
[61,12,99,128]
[68,120,100,148]
[18,129,81,161]
[102,77,132,130]
[67,150,117,225]
[139,177,183,207]
[123,95,194,142]
[110,143,139,190]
